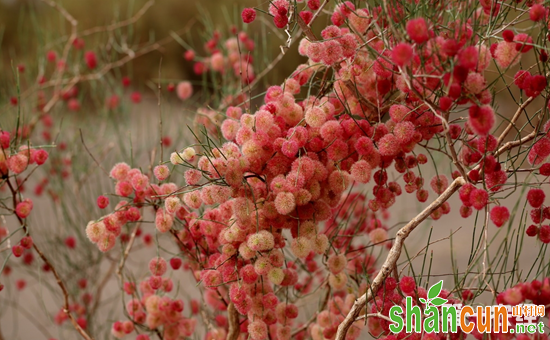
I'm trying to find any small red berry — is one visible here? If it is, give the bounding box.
[526,225,539,237]
[97,195,109,209]
[299,11,313,25]
[470,188,489,210]
[490,206,510,227]
[241,8,257,24]
[274,15,289,28]
[406,18,429,44]
[529,4,547,22]
[502,30,515,42]
[20,236,33,249]
[170,257,182,270]
[122,77,131,87]
[130,91,142,103]
[399,276,416,295]
[527,188,545,208]
[462,290,474,301]
[458,46,479,70]
[539,225,550,243]
[65,236,76,249]
[540,50,548,63]
[12,245,24,257]
[84,51,97,69]
[307,0,320,10]
[391,43,413,67]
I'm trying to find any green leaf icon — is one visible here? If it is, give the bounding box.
[430,297,448,306]
[428,280,443,300]
[419,297,426,304]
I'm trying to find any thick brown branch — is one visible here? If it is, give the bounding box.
[296,14,317,41]
[335,177,466,340]
[227,302,240,340]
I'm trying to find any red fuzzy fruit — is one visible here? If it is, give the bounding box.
[122,76,131,87]
[307,0,320,10]
[470,188,489,210]
[15,200,33,219]
[460,205,473,218]
[97,195,109,209]
[458,46,479,70]
[540,50,548,63]
[529,4,547,22]
[417,154,427,164]
[502,30,515,42]
[490,206,510,227]
[65,236,76,249]
[527,188,545,208]
[170,257,182,270]
[391,43,413,67]
[84,51,97,70]
[459,183,474,206]
[526,75,547,97]
[299,11,313,25]
[514,70,530,90]
[20,236,33,249]
[12,245,24,257]
[526,224,539,237]
[399,276,416,295]
[442,39,459,57]
[515,33,533,53]
[462,290,474,301]
[540,163,550,176]
[453,65,469,83]
[539,225,550,243]
[406,18,429,44]
[439,97,453,111]
[241,8,256,23]
[274,15,288,28]
[130,91,142,104]
[469,105,495,135]
[531,208,544,224]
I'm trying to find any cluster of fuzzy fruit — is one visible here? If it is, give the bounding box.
[82,0,550,339]
[109,257,197,340]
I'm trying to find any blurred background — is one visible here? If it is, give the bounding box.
[0,0,305,89]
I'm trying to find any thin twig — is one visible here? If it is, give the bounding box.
[117,223,141,280]
[496,96,535,147]
[309,0,330,27]
[355,313,394,323]
[40,0,78,114]
[79,129,109,176]
[80,0,155,36]
[158,58,164,163]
